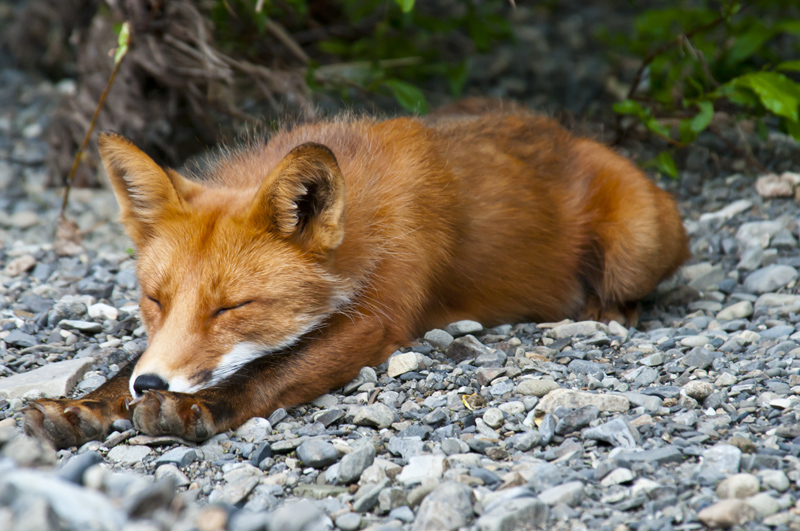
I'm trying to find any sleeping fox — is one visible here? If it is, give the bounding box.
[24,103,689,449]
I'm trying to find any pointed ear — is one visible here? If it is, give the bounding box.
[98,133,199,246]
[250,143,346,254]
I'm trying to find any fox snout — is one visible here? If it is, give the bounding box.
[131,373,169,395]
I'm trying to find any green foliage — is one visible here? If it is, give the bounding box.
[606,1,800,165]
[208,0,511,114]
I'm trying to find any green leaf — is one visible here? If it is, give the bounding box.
[382,79,429,114]
[726,22,775,65]
[652,152,679,179]
[777,20,800,35]
[612,99,645,116]
[114,22,130,65]
[394,0,415,13]
[777,60,800,72]
[643,116,671,138]
[732,72,800,122]
[690,101,714,134]
[446,61,469,98]
[679,119,696,144]
[785,119,800,143]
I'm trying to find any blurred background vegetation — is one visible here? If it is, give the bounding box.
[0,0,798,186]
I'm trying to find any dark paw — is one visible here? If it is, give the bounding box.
[131,390,216,442]
[23,399,108,449]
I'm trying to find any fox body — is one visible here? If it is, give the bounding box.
[25,105,688,448]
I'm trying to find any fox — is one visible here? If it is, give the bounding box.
[23,102,689,449]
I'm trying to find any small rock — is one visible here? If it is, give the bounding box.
[2,435,56,467]
[515,379,560,397]
[106,445,152,465]
[446,334,489,361]
[582,417,640,448]
[424,329,455,349]
[337,442,376,485]
[549,321,608,338]
[701,444,741,477]
[0,469,125,530]
[743,265,798,294]
[0,358,95,399]
[88,303,119,321]
[234,417,272,442]
[335,512,361,531]
[389,506,415,523]
[717,473,760,499]
[155,464,190,487]
[397,455,445,485]
[154,447,198,467]
[444,320,483,337]
[476,498,548,531]
[745,492,783,517]
[683,380,714,401]
[554,405,598,434]
[682,348,715,370]
[412,481,473,531]
[58,320,104,334]
[716,300,754,321]
[535,389,629,414]
[3,254,36,276]
[755,173,794,198]
[353,403,395,429]
[600,468,635,486]
[758,469,789,492]
[269,499,329,531]
[537,481,584,506]
[296,439,339,469]
[482,408,504,429]
[387,352,419,378]
[698,499,757,528]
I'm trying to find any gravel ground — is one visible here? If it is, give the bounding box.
[4,13,800,531]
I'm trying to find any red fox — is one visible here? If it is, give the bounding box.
[24,104,688,448]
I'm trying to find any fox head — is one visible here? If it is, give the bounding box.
[98,133,352,398]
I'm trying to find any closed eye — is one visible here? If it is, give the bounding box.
[146,294,161,309]
[214,301,252,318]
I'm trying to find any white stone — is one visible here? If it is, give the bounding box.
[88,303,119,321]
[716,473,760,499]
[600,468,635,486]
[106,445,152,465]
[396,455,444,485]
[698,499,757,527]
[482,408,504,429]
[758,470,790,492]
[534,389,629,414]
[699,199,752,222]
[0,358,96,399]
[548,321,608,339]
[387,352,419,378]
[233,417,272,442]
[716,301,754,321]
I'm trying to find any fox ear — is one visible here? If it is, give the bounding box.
[251,142,346,254]
[98,133,198,246]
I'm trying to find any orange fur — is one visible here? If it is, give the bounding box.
[24,105,689,448]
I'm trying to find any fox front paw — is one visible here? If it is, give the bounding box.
[131,390,216,442]
[23,399,109,449]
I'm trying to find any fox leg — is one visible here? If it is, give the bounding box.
[130,315,398,441]
[23,360,136,449]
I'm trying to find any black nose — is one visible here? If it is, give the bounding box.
[133,374,169,395]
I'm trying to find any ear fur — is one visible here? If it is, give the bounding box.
[98,133,200,245]
[250,142,346,254]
